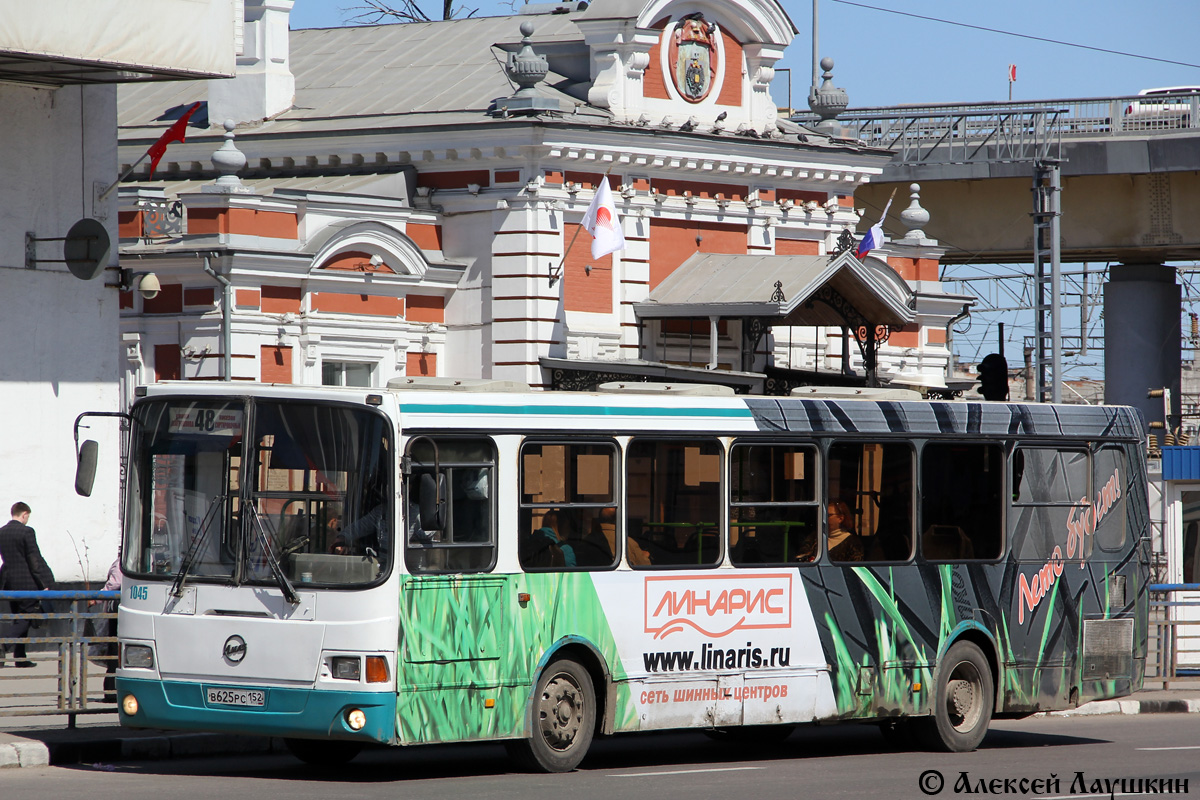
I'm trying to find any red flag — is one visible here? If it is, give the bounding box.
[146,102,202,178]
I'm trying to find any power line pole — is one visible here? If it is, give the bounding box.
[1032,160,1063,402]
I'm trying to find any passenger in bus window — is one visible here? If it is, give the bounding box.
[521,510,567,568]
[626,533,653,567]
[826,501,865,562]
[566,508,614,567]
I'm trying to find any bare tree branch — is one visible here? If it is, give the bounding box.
[343,0,431,24]
[342,0,478,23]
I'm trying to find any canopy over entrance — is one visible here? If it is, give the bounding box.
[633,249,916,387]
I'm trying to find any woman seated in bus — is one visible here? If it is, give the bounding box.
[826,500,866,562]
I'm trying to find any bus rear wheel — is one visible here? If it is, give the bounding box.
[506,658,596,773]
[284,737,363,766]
[919,640,994,752]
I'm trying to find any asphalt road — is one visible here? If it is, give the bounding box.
[3,715,1198,800]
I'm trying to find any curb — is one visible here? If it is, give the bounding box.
[0,740,50,769]
[0,732,280,769]
[1043,698,1200,717]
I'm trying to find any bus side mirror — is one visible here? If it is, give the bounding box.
[75,440,98,497]
[418,472,446,531]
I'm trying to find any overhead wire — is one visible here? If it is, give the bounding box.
[830,0,1200,70]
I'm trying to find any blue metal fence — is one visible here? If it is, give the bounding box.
[1148,584,1200,689]
[0,590,120,726]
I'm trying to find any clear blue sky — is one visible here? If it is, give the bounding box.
[289,0,1200,108]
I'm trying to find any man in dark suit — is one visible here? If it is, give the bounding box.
[0,502,54,667]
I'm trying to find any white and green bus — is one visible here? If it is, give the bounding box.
[77,378,1150,771]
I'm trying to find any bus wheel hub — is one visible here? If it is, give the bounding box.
[541,676,582,747]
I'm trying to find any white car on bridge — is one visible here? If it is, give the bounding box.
[1124,86,1200,129]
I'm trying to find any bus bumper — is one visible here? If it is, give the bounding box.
[115,677,396,745]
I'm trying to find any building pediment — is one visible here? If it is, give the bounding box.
[576,0,795,129]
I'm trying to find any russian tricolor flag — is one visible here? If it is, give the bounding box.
[855,192,894,259]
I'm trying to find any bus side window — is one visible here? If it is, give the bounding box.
[1093,446,1127,552]
[826,442,914,563]
[729,443,819,566]
[518,442,618,572]
[920,443,1004,561]
[404,437,497,574]
[1011,446,1089,562]
[626,438,722,568]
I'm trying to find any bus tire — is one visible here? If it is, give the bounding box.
[283,737,363,766]
[920,640,994,752]
[507,658,595,773]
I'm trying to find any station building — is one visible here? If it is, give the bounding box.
[114,0,974,404]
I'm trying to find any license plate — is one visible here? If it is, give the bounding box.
[206,688,265,707]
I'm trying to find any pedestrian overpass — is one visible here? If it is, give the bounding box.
[800,92,1200,424]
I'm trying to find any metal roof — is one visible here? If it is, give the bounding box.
[118,13,592,136]
[635,250,916,328]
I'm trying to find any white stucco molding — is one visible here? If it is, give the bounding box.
[635,0,795,47]
[577,0,795,42]
[306,219,431,279]
[575,0,794,120]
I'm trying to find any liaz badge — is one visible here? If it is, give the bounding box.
[672,13,717,103]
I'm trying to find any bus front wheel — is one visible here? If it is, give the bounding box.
[507,658,596,773]
[919,640,994,752]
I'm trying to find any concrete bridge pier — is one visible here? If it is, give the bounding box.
[1104,263,1181,427]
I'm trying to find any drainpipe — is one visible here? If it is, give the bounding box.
[202,254,233,381]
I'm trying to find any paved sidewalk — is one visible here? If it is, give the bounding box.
[2,685,1198,769]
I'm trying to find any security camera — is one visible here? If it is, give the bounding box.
[119,269,161,300]
[137,272,161,300]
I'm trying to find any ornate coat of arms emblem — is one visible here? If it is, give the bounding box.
[671,13,718,103]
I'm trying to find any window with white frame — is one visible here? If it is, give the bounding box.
[322,361,374,388]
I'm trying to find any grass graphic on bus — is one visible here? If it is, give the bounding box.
[396,572,637,744]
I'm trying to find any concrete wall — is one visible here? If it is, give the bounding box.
[0,83,122,584]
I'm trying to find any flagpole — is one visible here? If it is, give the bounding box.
[96,101,202,204]
[548,165,617,287]
[549,220,591,287]
[96,152,151,203]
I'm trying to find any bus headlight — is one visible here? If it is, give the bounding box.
[123,644,155,669]
[122,694,140,716]
[346,708,367,730]
[331,656,361,681]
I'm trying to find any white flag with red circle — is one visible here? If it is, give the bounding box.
[582,178,626,259]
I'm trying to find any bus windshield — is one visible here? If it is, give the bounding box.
[123,398,392,588]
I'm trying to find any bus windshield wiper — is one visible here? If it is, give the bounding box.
[247,505,300,605]
[170,494,226,598]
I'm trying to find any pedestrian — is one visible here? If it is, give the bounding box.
[89,555,121,700]
[0,502,55,668]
